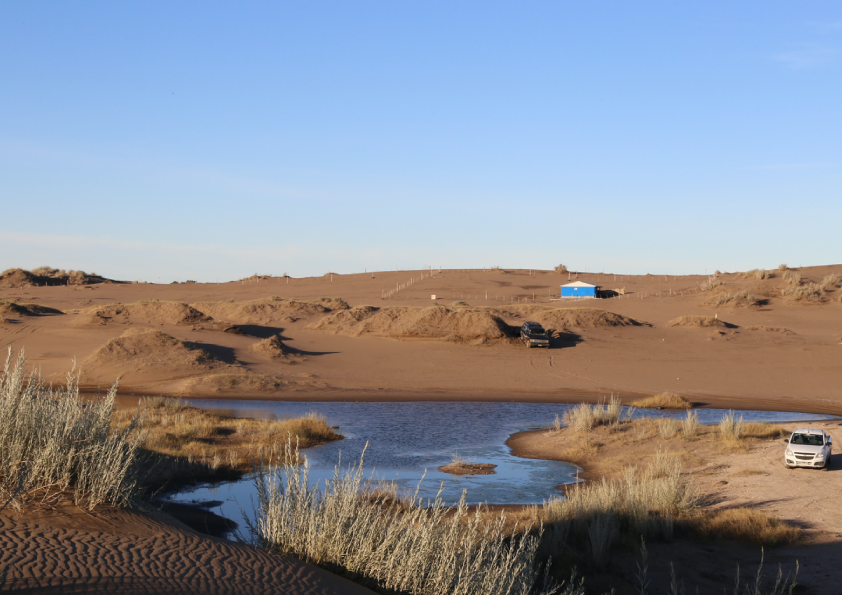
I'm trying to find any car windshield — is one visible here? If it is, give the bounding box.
[527,327,545,334]
[790,433,824,446]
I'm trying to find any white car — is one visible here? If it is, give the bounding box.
[784,429,832,469]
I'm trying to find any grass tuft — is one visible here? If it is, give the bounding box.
[690,507,800,547]
[563,396,624,432]
[705,290,761,308]
[631,392,692,409]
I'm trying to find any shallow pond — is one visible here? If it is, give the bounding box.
[165,400,832,533]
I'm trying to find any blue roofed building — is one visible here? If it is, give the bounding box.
[560,281,601,299]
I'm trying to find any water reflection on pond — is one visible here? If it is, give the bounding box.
[165,400,832,533]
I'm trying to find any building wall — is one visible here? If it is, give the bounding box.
[561,286,597,298]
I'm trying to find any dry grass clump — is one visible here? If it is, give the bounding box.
[0,301,64,317]
[554,264,569,274]
[821,272,842,290]
[743,269,772,280]
[719,411,745,440]
[0,349,142,511]
[563,396,624,432]
[681,410,699,439]
[631,392,692,410]
[781,282,825,303]
[782,272,800,286]
[741,422,789,440]
[112,398,340,485]
[656,419,679,439]
[249,443,569,595]
[690,507,800,547]
[544,452,700,565]
[778,264,789,271]
[699,278,723,292]
[705,290,760,308]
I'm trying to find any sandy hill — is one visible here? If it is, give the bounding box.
[489,305,645,329]
[312,304,513,344]
[0,267,118,288]
[82,328,235,381]
[192,297,348,325]
[77,301,212,326]
[250,335,304,363]
[0,301,63,317]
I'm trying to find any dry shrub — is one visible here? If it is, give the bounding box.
[778,264,789,271]
[821,272,842,290]
[563,396,623,432]
[743,269,771,280]
[719,411,745,440]
[249,442,569,595]
[0,349,142,511]
[544,453,699,565]
[705,290,760,308]
[657,418,679,439]
[554,264,569,274]
[691,508,800,547]
[782,270,801,286]
[699,278,723,292]
[631,392,692,409]
[681,410,699,439]
[781,282,824,303]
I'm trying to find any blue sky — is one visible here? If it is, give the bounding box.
[1,2,840,281]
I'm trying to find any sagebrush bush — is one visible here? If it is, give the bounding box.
[782,270,801,286]
[563,396,623,432]
[821,273,842,290]
[744,269,771,280]
[249,442,573,595]
[778,264,788,271]
[706,290,759,308]
[781,282,824,302]
[0,348,142,510]
[719,411,745,440]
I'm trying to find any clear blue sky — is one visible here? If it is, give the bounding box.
[2,2,840,281]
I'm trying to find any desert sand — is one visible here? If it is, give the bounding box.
[1,266,840,413]
[2,265,842,593]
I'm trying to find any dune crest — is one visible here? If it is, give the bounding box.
[492,305,645,329]
[191,296,348,324]
[312,305,512,344]
[77,301,212,326]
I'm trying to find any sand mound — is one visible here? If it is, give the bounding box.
[178,372,327,394]
[250,335,304,363]
[192,297,348,325]
[0,267,116,287]
[312,305,513,344]
[667,315,730,328]
[78,301,212,326]
[0,301,63,316]
[83,329,231,379]
[493,306,645,329]
[0,504,375,595]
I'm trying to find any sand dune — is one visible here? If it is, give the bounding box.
[82,328,236,381]
[192,297,348,325]
[76,301,212,326]
[0,301,63,317]
[312,304,513,344]
[250,334,305,363]
[490,305,645,329]
[0,504,375,595]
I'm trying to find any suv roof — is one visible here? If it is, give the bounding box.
[523,321,543,327]
[792,428,826,435]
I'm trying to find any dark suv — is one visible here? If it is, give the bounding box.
[520,322,550,348]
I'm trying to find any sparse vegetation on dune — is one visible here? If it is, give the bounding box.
[821,272,842,290]
[112,398,341,486]
[667,315,728,328]
[250,443,568,595]
[0,300,64,317]
[0,349,142,511]
[705,290,762,308]
[743,269,772,280]
[782,270,801,286]
[563,396,625,432]
[781,282,825,303]
[631,392,692,409]
[692,507,800,547]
